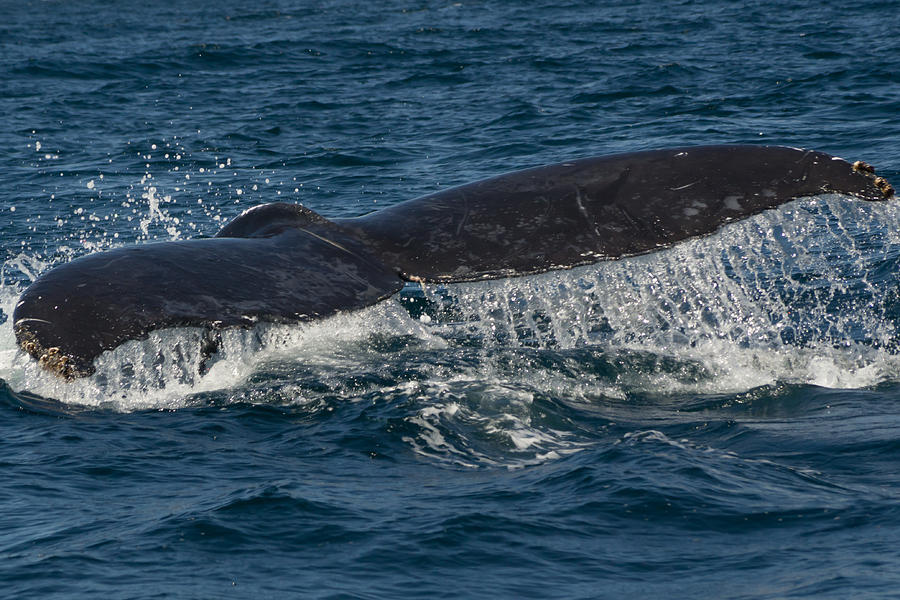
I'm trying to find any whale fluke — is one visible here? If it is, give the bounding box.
[13,145,892,378]
[337,145,891,281]
[14,210,403,377]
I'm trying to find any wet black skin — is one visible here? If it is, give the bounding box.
[13,145,892,377]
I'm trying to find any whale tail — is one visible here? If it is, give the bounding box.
[13,145,892,378]
[14,218,403,378]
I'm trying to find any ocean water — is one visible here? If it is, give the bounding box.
[2,0,900,597]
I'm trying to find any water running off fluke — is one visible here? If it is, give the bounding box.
[11,145,894,380]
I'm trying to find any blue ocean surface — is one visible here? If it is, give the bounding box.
[2,0,900,597]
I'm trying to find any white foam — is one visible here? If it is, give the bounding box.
[3,194,900,416]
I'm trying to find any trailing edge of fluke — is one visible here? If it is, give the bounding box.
[13,145,895,378]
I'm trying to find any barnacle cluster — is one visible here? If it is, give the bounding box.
[853,160,894,199]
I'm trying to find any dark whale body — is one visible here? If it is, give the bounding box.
[13,145,894,378]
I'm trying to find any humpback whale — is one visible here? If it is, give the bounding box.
[13,145,894,378]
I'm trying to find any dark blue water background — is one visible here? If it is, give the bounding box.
[2,0,900,597]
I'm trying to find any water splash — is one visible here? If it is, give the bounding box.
[2,194,900,468]
[415,195,900,391]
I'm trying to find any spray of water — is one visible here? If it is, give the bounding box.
[2,193,900,405]
[421,195,900,393]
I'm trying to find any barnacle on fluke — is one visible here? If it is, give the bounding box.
[853,160,876,174]
[17,330,79,379]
